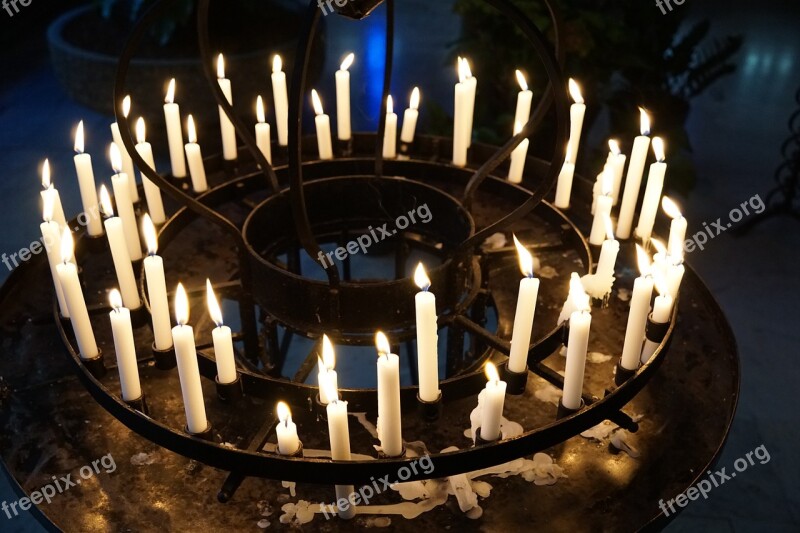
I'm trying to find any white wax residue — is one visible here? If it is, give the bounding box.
[538,265,559,279]
[580,272,615,300]
[587,352,612,364]
[482,232,507,250]
[130,452,158,466]
[257,518,270,528]
[521,453,568,486]
[448,473,478,512]
[611,431,641,458]
[280,501,315,525]
[281,481,296,497]
[617,288,631,302]
[581,420,619,441]
[534,382,562,405]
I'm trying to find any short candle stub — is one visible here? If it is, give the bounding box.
[82,349,106,379]
[151,342,177,370]
[645,313,670,343]
[185,423,214,441]
[124,393,149,416]
[336,138,353,158]
[215,374,244,403]
[416,392,443,423]
[502,364,528,395]
[556,397,585,420]
[283,441,304,458]
[614,360,638,387]
[377,446,406,460]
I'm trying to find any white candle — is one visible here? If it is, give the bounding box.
[508,121,530,184]
[452,57,475,167]
[375,332,403,457]
[163,80,187,178]
[566,79,586,164]
[607,140,626,205]
[108,288,142,401]
[414,263,440,402]
[40,159,68,232]
[640,274,674,365]
[99,186,141,310]
[172,282,209,434]
[617,109,652,239]
[562,276,591,410]
[109,143,143,261]
[184,115,208,193]
[400,87,421,144]
[271,55,289,147]
[142,214,172,351]
[255,95,272,165]
[635,137,667,242]
[462,58,477,149]
[650,239,670,285]
[589,169,614,245]
[73,121,104,237]
[335,53,354,141]
[620,246,654,371]
[317,334,338,405]
[594,216,620,284]
[110,95,139,201]
[513,70,533,133]
[40,196,69,317]
[554,143,576,209]
[382,95,398,159]
[507,235,539,374]
[206,279,237,384]
[276,401,300,455]
[56,230,98,359]
[662,197,687,258]
[216,54,237,161]
[134,118,167,226]
[480,363,507,441]
[321,378,356,519]
[311,90,333,160]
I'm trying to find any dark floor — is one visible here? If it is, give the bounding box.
[0,1,798,531]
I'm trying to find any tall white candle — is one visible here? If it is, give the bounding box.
[73,121,104,237]
[40,159,68,232]
[99,186,141,310]
[56,230,98,359]
[110,95,139,201]
[640,277,673,364]
[562,276,591,410]
[40,195,69,318]
[635,137,667,243]
[216,54,237,161]
[620,246,654,371]
[452,57,475,167]
[462,58,477,149]
[607,140,626,206]
[321,379,355,519]
[109,143,143,261]
[382,95,398,159]
[276,401,301,455]
[617,109,652,239]
[163,79,187,178]
[142,214,172,351]
[375,332,403,457]
[507,235,539,374]
[335,53,354,141]
[255,95,272,165]
[271,55,289,147]
[662,197,687,258]
[554,143,576,209]
[172,282,209,434]
[589,169,614,245]
[566,79,586,164]
[414,263,440,402]
[317,334,338,405]
[206,279,237,385]
[508,121,530,184]
[134,118,167,226]
[184,115,208,193]
[311,90,333,160]
[400,87,421,144]
[480,363,507,441]
[513,70,533,133]
[108,289,142,401]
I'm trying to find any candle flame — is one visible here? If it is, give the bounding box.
[41,159,51,189]
[74,121,85,154]
[652,137,665,162]
[569,273,590,312]
[272,54,282,74]
[639,108,651,136]
[60,227,74,264]
[651,238,667,256]
[109,288,123,311]
[187,115,197,144]
[462,57,473,79]
[568,78,584,104]
[636,244,651,277]
[513,234,534,278]
[375,331,391,356]
[311,89,324,116]
[321,334,335,369]
[414,263,431,291]
[320,373,339,404]
[653,270,669,296]
[99,184,114,218]
[256,95,266,124]
[206,278,223,327]
[484,361,500,383]
[136,117,146,144]
[277,401,291,424]
[609,139,621,156]
[410,87,420,110]
[122,95,131,118]
[42,188,54,223]
[109,142,123,174]
[604,214,615,241]
[142,213,158,255]
[165,78,176,104]
[175,282,189,326]
[386,95,394,115]
[601,166,613,196]
[216,54,225,79]
[516,69,528,92]
[457,57,472,83]
[340,52,355,72]
[661,196,681,219]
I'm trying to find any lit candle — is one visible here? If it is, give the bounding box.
[507,235,539,374]
[142,214,172,351]
[620,246,654,371]
[216,54,237,161]
[99,185,141,310]
[110,95,139,201]
[650,238,669,285]
[108,288,142,401]
[666,255,685,300]
[635,137,667,243]
[163,79,187,178]
[617,108,652,239]
[40,159,68,232]
[382,95,397,159]
[206,279,237,385]
[255,95,272,165]
[134,117,167,225]
[414,263,440,402]
[172,282,209,434]
[317,334,338,405]
[508,121,530,184]
[109,143,143,261]
[452,57,476,167]
[662,197,687,258]
[554,143,576,209]
[640,275,673,365]
[479,362,507,441]
[335,52,354,141]
[311,90,333,160]
[56,229,99,359]
[607,140,626,205]
[40,194,69,317]
[562,276,591,410]
[276,401,300,455]
[593,216,620,286]
[184,115,208,193]
[513,70,533,133]
[589,168,613,245]
[321,378,356,520]
[462,58,477,149]
[73,121,104,237]
[400,87,421,144]
[375,331,403,457]
[566,79,586,164]
[271,55,289,147]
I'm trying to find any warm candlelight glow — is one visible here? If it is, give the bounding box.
[136,117,146,144]
[414,263,431,291]
[458,57,473,83]
[484,361,500,383]
[410,87,420,110]
[653,271,669,297]
[206,279,223,327]
[109,143,123,173]
[516,69,528,91]
[216,54,225,79]
[570,275,590,311]
[74,121,85,153]
[277,401,292,424]
[187,115,197,144]
[142,214,158,255]
[320,374,338,404]
[662,196,682,219]
[175,282,189,326]
[165,79,176,104]
[609,139,621,156]
[321,333,335,369]
[375,331,391,356]
[311,89,324,116]
[513,234,534,278]
[256,95,266,124]
[640,107,651,136]
[122,95,131,118]
[272,54,282,73]
[568,78,584,104]
[60,227,73,264]
[604,214,615,241]
[652,238,667,256]
[636,244,652,276]
[42,189,54,222]
[652,137,666,162]
[386,95,393,115]
[109,288,123,311]
[99,184,114,218]
[41,159,51,189]
[340,52,355,71]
